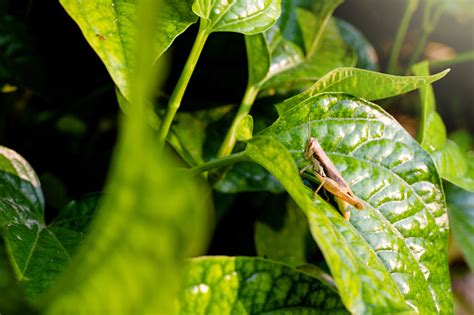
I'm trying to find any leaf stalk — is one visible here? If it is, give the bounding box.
[217,84,260,157]
[157,21,209,150]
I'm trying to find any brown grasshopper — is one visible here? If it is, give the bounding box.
[300,128,364,220]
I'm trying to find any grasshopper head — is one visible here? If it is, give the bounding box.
[304,138,318,160]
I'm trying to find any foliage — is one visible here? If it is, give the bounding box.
[1,0,473,314]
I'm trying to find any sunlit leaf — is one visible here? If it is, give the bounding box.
[60,0,197,99]
[179,256,347,314]
[244,136,411,314]
[253,93,452,313]
[193,0,281,34]
[276,67,449,114]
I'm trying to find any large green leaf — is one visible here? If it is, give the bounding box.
[412,62,474,191]
[244,136,411,314]
[179,256,347,314]
[59,0,197,100]
[41,0,211,312]
[192,0,281,34]
[276,67,450,114]
[446,184,474,271]
[0,146,80,300]
[253,93,452,313]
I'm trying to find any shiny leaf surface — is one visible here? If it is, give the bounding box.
[179,256,347,314]
[0,147,97,300]
[193,0,281,34]
[258,93,452,313]
[60,0,197,100]
[244,136,411,314]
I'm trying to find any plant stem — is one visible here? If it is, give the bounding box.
[217,84,259,157]
[188,152,248,175]
[430,50,474,69]
[387,0,419,74]
[157,21,209,150]
[407,1,444,69]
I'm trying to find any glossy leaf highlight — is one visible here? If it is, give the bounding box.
[260,93,452,313]
[179,256,347,314]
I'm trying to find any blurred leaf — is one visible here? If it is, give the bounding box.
[244,136,411,314]
[235,114,253,141]
[413,62,474,191]
[192,0,281,34]
[335,18,378,71]
[441,0,474,21]
[55,115,87,136]
[60,0,198,100]
[0,16,44,91]
[255,199,308,265]
[254,93,453,313]
[412,61,446,151]
[41,0,211,313]
[276,67,449,114]
[446,184,474,271]
[179,256,347,314]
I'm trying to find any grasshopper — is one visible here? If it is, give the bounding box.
[300,122,364,220]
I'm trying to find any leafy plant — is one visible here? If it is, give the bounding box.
[1,0,473,314]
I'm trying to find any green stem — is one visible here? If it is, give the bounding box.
[217,84,260,157]
[387,0,419,74]
[157,21,209,149]
[407,1,443,69]
[188,152,248,175]
[430,50,474,69]
[306,9,334,60]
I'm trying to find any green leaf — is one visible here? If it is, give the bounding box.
[255,198,309,265]
[179,256,347,314]
[192,0,281,34]
[0,238,37,315]
[245,0,354,95]
[49,194,100,255]
[60,0,197,100]
[256,93,452,313]
[0,146,80,300]
[244,136,411,314]
[276,67,450,114]
[432,140,474,191]
[446,184,474,271]
[41,0,211,313]
[235,114,253,141]
[169,105,234,166]
[335,18,378,71]
[214,162,284,193]
[412,62,474,191]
